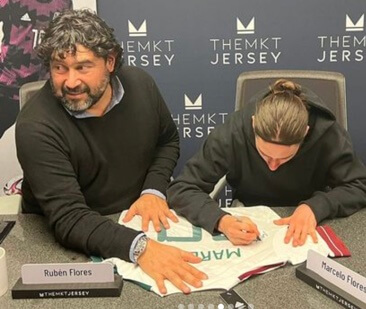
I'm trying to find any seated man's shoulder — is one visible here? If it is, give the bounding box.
[119,65,154,84]
[223,109,247,132]
[18,83,60,118]
[16,85,69,136]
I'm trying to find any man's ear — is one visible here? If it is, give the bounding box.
[252,115,255,129]
[106,53,116,72]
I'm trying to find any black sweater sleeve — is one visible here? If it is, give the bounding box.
[167,122,233,234]
[142,78,179,196]
[16,120,140,262]
[301,123,366,222]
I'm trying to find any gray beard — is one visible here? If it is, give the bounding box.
[60,92,98,113]
[50,75,110,114]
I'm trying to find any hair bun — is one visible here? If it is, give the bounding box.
[271,79,302,96]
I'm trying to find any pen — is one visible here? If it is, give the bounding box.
[241,228,262,241]
[237,216,261,241]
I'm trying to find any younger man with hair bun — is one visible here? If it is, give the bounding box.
[168,79,366,247]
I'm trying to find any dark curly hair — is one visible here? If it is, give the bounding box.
[37,9,123,75]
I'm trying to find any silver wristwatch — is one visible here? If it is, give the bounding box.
[133,235,149,263]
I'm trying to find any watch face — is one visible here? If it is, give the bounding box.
[133,236,148,262]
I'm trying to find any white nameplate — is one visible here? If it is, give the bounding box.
[307,250,366,304]
[21,263,114,285]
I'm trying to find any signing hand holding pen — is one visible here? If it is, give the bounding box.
[217,214,260,245]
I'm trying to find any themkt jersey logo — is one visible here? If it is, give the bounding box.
[317,13,365,63]
[121,19,175,67]
[128,20,147,37]
[171,94,228,139]
[237,17,255,35]
[346,14,364,32]
[184,94,202,110]
[209,16,282,66]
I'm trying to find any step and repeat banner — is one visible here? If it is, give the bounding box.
[1,1,365,200]
[98,0,366,204]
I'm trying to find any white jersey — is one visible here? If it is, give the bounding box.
[105,206,350,296]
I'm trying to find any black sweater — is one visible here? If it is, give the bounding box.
[16,66,179,261]
[167,89,366,234]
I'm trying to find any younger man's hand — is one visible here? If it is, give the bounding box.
[274,204,318,246]
[218,214,260,245]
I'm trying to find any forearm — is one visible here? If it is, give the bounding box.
[143,150,178,194]
[168,179,228,234]
[305,125,366,222]
[43,201,140,261]
[301,180,366,222]
[168,130,231,232]
[143,127,179,194]
[143,77,180,193]
[16,122,141,261]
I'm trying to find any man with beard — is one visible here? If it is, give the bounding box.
[16,9,207,295]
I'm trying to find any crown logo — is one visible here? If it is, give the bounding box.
[184,94,202,110]
[346,14,364,32]
[128,20,147,37]
[237,17,255,35]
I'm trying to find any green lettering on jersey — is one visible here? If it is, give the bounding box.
[157,226,202,242]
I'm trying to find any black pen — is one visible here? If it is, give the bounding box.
[237,216,261,241]
[241,228,261,241]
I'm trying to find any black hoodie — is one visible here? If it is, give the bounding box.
[168,88,366,234]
